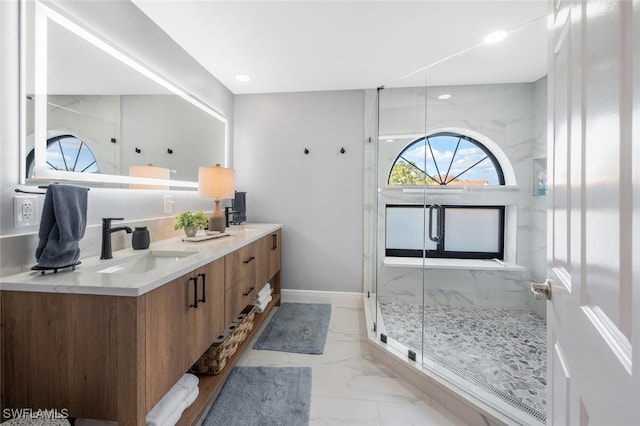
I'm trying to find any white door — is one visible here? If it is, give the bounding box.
[546,0,639,424]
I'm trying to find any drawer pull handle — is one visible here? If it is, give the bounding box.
[243,256,256,264]
[198,273,206,303]
[188,276,198,308]
[272,234,278,250]
[242,286,256,297]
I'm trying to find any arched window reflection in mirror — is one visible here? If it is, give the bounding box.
[26,134,99,179]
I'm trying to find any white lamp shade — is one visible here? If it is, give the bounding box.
[198,164,235,200]
[129,165,170,189]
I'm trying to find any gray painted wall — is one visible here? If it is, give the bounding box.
[234,91,365,293]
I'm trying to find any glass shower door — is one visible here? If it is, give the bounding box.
[374,83,429,364]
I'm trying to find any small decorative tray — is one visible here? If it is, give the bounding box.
[182,232,230,242]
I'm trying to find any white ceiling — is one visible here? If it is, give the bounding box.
[132,0,548,95]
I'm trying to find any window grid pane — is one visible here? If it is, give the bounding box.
[385,204,504,259]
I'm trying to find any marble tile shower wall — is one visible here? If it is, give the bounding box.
[364,82,548,316]
[0,216,180,277]
[378,267,533,309]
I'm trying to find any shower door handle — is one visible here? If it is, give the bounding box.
[531,279,552,300]
[428,204,444,242]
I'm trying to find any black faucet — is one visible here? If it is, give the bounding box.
[225,206,238,227]
[101,218,133,259]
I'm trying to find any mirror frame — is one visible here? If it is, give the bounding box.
[21,0,229,189]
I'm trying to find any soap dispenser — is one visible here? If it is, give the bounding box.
[132,226,150,250]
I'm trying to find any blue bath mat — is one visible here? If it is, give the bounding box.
[203,366,311,426]
[254,302,331,354]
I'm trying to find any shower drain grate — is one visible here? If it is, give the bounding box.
[435,357,546,424]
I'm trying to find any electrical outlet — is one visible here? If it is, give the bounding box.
[14,195,39,227]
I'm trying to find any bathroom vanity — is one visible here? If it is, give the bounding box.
[0,224,281,425]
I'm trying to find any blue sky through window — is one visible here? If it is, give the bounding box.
[393,133,502,185]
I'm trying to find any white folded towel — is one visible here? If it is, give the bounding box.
[160,387,199,426]
[177,373,199,394]
[185,385,199,407]
[146,386,188,426]
[251,284,272,305]
[146,374,199,426]
[251,293,269,306]
[255,294,272,313]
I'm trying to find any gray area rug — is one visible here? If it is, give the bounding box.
[203,366,311,426]
[254,302,331,354]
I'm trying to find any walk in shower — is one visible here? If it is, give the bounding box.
[364,18,548,426]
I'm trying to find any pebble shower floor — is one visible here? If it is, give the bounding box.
[379,302,547,423]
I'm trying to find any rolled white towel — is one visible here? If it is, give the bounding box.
[146,374,199,426]
[159,400,187,426]
[255,294,272,313]
[146,384,189,426]
[251,293,269,306]
[158,386,199,426]
[176,373,199,394]
[251,284,272,305]
[185,385,199,407]
[258,283,271,296]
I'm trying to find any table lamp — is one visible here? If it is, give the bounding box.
[129,164,170,189]
[198,164,235,233]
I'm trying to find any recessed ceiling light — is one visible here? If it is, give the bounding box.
[235,74,251,82]
[484,30,507,44]
[438,94,452,100]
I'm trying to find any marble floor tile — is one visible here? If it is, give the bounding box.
[239,304,466,425]
[309,396,379,426]
[378,400,467,426]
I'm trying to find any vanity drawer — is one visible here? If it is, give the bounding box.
[224,239,260,290]
[224,274,258,326]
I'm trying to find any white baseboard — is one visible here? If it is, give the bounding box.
[280,289,363,307]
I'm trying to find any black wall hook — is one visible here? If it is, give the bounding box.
[167,148,173,154]
[135,147,141,153]
[340,147,346,154]
[304,148,310,155]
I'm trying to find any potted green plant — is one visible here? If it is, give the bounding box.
[174,211,208,237]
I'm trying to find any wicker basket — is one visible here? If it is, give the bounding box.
[189,305,256,375]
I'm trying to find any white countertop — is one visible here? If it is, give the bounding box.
[0,223,281,297]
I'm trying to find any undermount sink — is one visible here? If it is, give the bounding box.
[97,250,198,274]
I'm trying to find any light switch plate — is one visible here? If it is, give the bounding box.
[164,195,174,214]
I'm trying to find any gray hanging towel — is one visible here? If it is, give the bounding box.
[232,191,247,223]
[35,184,89,269]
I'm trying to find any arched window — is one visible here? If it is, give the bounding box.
[26,134,99,178]
[388,132,504,186]
[385,131,509,260]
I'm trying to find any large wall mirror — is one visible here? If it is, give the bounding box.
[22,1,228,189]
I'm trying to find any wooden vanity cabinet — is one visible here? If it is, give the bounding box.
[1,227,281,425]
[224,231,281,325]
[224,239,260,325]
[260,229,281,285]
[144,257,224,409]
